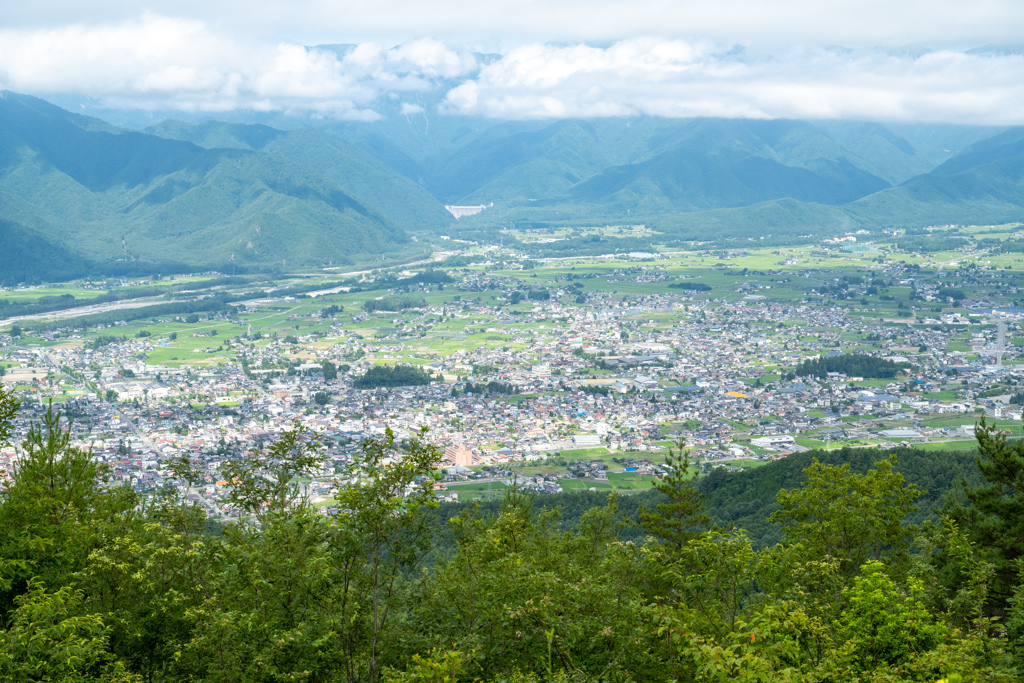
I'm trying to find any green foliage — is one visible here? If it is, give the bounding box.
[0,382,1023,682]
[836,561,944,670]
[0,582,140,682]
[895,236,972,253]
[363,296,427,313]
[451,381,514,397]
[217,424,326,525]
[668,281,712,291]
[0,403,137,618]
[322,360,338,380]
[354,364,433,389]
[943,417,1024,613]
[795,353,910,379]
[771,455,922,581]
[85,336,124,351]
[637,439,710,551]
[0,385,18,446]
[938,287,967,301]
[397,270,453,285]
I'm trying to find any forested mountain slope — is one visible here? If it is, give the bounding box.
[145,120,455,232]
[0,92,416,277]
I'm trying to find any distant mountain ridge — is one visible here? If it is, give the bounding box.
[3,89,1024,281]
[143,120,455,232]
[0,91,425,280]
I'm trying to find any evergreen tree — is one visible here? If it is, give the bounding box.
[637,439,710,551]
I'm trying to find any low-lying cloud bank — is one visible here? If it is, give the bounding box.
[2,14,1023,124]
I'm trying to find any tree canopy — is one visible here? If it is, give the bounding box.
[0,384,1021,682]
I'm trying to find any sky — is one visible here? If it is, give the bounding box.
[2,1,1024,124]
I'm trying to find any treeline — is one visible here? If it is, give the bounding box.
[2,282,184,320]
[352,363,433,389]
[509,289,549,304]
[979,237,1024,253]
[2,389,1023,682]
[695,444,985,547]
[795,353,910,379]
[451,380,515,396]
[668,281,711,291]
[437,444,983,549]
[518,235,657,257]
[894,235,972,252]
[397,269,452,285]
[937,287,967,300]
[84,335,125,351]
[436,254,488,268]
[362,295,427,313]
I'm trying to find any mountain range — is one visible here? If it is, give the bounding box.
[2,89,1023,280]
[0,92,432,280]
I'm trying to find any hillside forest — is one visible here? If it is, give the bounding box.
[1,383,1023,682]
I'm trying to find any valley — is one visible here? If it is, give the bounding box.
[3,224,1024,514]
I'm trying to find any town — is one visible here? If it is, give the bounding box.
[3,225,1024,519]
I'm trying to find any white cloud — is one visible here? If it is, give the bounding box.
[442,40,1024,125]
[2,15,1024,124]
[0,15,475,116]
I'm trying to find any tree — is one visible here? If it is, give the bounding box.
[771,455,922,581]
[836,561,943,672]
[322,360,338,381]
[0,582,140,682]
[354,365,432,389]
[943,416,1024,610]
[333,427,441,683]
[9,324,21,338]
[218,423,325,526]
[0,397,137,621]
[314,391,330,405]
[637,439,710,551]
[0,384,17,446]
